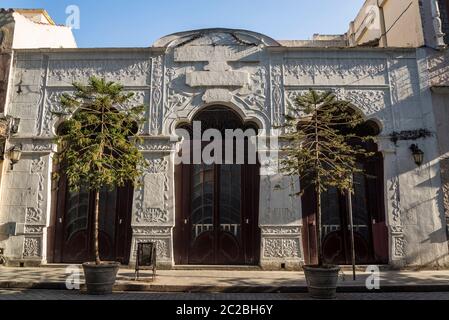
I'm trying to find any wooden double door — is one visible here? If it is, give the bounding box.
[174,162,260,265]
[302,152,389,265]
[54,178,134,264]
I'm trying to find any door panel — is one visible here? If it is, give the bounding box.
[54,178,133,264]
[175,162,260,265]
[301,154,387,265]
[217,165,243,264]
[189,164,215,264]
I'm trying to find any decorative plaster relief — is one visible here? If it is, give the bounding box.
[428,51,449,86]
[39,89,147,137]
[133,226,171,235]
[25,208,43,224]
[203,89,233,103]
[286,88,387,117]
[270,64,283,126]
[263,238,300,258]
[388,176,406,259]
[393,236,407,258]
[186,70,249,87]
[261,226,301,235]
[24,226,44,234]
[134,155,170,224]
[47,59,151,86]
[23,237,41,258]
[136,208,169,224]
[150,56,164,134]
[284,58,387,86]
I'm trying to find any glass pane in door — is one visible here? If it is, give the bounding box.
[321,187,342,240]
[65,186,89,242]
[99,187,118,241]
[350,170,372,262]
[219,165,241,238]
[191,164,215,243]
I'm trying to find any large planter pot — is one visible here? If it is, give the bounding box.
[303,265,341,299]
[82,262,120,295]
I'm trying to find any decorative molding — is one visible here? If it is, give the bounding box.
[25,208,43,224]
[284,59,386,84]
[23,237,41,258]
[235,66,268,111]
[30,158,45,174]
[47,59,151,85]
[286,88,387,117]
[393,236,406,258]
[137,140,176,152]
[203,88,233,103]
[36,55,49,136]
[146,157,169,174]
[261,226,301,235]
[389,176,402,225]
[263,238,300,258]
[150,56,164,134]
[132,226,171,235]
[24,225,44,234]
[136,208,169,224]
[270,63,283,126]
[389,176,406,259]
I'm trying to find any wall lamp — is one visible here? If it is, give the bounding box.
[410,144,424,167]
[7,144,22,170]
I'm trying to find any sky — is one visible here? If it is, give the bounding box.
[2,0,366,47]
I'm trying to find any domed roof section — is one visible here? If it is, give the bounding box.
[153,28,281,48]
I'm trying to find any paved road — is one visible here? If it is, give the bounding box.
[0,289,447,300]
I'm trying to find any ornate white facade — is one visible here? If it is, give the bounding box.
[0,28,448,269]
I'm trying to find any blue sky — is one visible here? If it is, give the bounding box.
[3,0,365,47]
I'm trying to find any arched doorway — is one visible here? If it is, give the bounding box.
[173,106,261,265]
[301,119,389,265]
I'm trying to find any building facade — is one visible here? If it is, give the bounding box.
[0,5,448,270]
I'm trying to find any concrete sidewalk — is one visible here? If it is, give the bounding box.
[0,266,449,293]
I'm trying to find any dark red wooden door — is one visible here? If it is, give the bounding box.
[174,162,260,265]
[54,178,134,264]
[302,152,388,265]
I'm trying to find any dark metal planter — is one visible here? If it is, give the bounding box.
[303,265,341,299]
[82,261,120,295]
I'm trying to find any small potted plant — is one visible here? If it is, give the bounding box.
[55,76,147,295]
[278,89,371,299]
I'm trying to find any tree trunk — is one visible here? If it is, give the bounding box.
[94,189,101,265]
[316,184,323,266]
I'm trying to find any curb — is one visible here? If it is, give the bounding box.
[1,281,449,293]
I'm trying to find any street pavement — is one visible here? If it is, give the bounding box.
[0,289,448,300]
[1,266,449,293]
